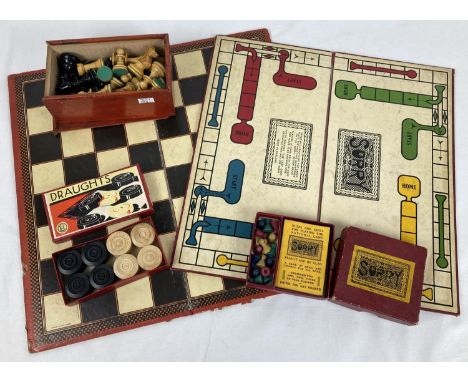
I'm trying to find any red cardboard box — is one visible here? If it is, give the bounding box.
[42,165,153,242]
[329,226,427,325]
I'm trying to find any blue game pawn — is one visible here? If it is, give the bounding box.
[257,218,267,230]
[250,268,260,278]
[265,258,275,268]
[251,254,261,265]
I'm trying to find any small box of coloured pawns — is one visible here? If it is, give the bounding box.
[42,164,153,242]
[329,227,427,325]
[52,217,168,305]
[246,212,334,299]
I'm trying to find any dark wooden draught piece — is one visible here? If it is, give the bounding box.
[81,241,108,267]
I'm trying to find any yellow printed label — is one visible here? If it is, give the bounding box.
[274,219,330,296]
[347,245,415,303]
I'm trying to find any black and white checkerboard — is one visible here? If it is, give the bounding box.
[11,29,272,351]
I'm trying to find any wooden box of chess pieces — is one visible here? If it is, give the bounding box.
[246,212,334,299]
[329,226,427,325]
[42,165,154,243]
[43,34,175,133]
[52,217,169,306]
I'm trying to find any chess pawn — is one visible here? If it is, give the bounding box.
[110,77,124,90]
[149,61,165,78]
[115,81,137,92]
[111,48,128,76]
[56,69,102,95]
[128,47,158,79]
[131,77,145,91]
[97,84,112,93]
[77,58,104,76]
[120,73,133,83]
[57,53,81,79]
[140,75,166,90]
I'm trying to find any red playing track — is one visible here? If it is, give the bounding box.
[231,44,261,145]
[349,61,417,79]
[273,50,317,90]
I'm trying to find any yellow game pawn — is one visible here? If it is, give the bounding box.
[77,58,104,76]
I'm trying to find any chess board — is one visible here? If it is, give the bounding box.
[8,29,272,352]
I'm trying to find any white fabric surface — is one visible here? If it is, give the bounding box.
[0,20,466,361]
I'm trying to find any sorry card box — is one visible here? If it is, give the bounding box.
[247,213,334,298]
[330,227,427,324]
[42,165,153,242]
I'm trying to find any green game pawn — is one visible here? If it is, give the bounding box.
[97,66,113,83]
[267,243,277,257]
[263,219,273,234]
[252,275,263,284]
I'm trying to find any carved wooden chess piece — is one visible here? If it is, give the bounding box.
[115,81,137,92]
[111,48,128,76]
[57,53,81,80]
[120,73,133,83]
[131,77,144,91]
[140,75,166,90]
[56,69,103,95]
[98,77,125,92]
[110,77,124,90]
[77,58,104,76]
[149,61,165,78]
[128,47,158,79]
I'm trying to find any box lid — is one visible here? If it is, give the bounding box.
[330,226,427,324]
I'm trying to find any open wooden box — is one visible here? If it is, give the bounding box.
[43,34,175,133]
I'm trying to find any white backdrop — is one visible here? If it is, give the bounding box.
[0,20,466,361]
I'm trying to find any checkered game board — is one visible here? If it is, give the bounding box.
[9,29,272,352]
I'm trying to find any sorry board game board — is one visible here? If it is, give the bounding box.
[171,36,458,315]
[8,29,272,352]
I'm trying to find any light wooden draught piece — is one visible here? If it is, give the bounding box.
[106,231,132,256]
[137,245,163,271]
[130,223,156,247]
[113,254,139,279]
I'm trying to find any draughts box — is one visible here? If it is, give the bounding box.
[329,226,427,325]
[43,34,175,133]
[246,212,334,299]
[42,165,153,242]
[52,217,168,306]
